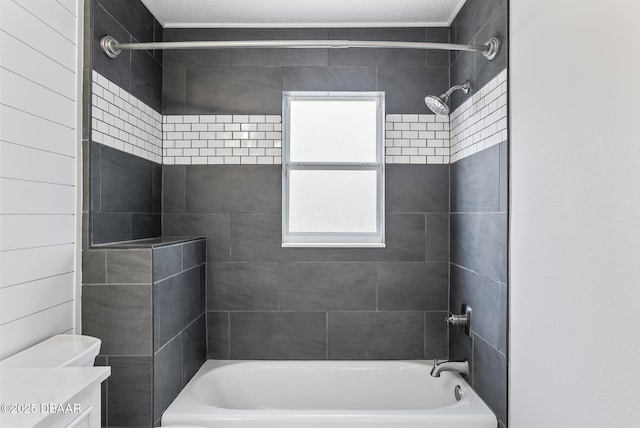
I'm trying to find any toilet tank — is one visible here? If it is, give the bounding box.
[0,335,101,368]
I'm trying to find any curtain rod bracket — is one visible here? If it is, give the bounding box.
[101,36,121,58]
[483,37,501,60]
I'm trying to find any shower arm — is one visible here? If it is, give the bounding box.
[100,36,501,61]
[441,81,472,99]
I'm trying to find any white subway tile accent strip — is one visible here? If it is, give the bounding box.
[91,71,163,164]
[92,69,506,166]
[163,113,451,165]
[449,69,508,163]
[384,114,450,164]
[163,115,282,165]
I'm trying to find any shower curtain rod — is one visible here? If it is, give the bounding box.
[100,36,501,61]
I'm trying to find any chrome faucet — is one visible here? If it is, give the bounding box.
[430,360,469,377]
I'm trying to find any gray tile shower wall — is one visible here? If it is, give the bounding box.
[84,0,163,245]
[90,142,162,244]
[153,239,207,423]
[82,247,154,426]
[91,0,162,111]
[449,0,508,111]
[162,165,450,360]
[162,27,450,114]
[82,238,207,427]
[449,142,508,426]
[448,2,509,425]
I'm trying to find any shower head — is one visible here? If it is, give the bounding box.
[424,95,450,116]
[424,81,472,116]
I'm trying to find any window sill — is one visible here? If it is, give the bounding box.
[281,243,386,248]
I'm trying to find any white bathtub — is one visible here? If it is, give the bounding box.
[162,360,496,428]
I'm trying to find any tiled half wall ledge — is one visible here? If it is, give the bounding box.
[90,70,507,165]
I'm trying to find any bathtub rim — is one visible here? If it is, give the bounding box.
[161,359,497,427]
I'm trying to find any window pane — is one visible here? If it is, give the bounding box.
[288,170,378,233]
[289,99,378,163]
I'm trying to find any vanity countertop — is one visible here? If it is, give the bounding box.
[0,367,110,427]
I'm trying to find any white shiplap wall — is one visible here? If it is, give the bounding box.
[0,0,80,359]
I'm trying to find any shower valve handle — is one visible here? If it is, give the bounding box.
[446,314,469,326]
[445,304,472,336]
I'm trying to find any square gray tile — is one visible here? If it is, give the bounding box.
[473,336,507,424]
[230,214,327,262]
[208,262,279,311]
[328,311,424,359]
[450,264,503,350]
[282,66,376,91]
[153,244,183,282]
[451,144,500,213]
[82,284,153,355]
[425,311,449,359]
[327,214,425,262]
[185,66,283,114]
[185,165,281,214]
[280,262,376,311]
[377,66,448,113]
[450,213,507,283]
[107,356,152,427]
[163,213,230,262]
[106,249,152,284]
[230,312,326,359]
[183,238,206,270]
[207,311,230,359]
[386,165,449,213]
[162,67,186,114]
[155,266,205,347]
[163,165,186,213]
[182,315,206,385]
[377,263,448,311]
[91,212,131,244]
[99,144,154,213]
[153,338,182,422]
[426,213,450,262]
[82,249,106,284]
[328,28,426,67]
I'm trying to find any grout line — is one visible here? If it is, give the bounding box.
[153,258,204,284]
[227,311,231,359]
[325,312,329,360]
[155,312,206,354]
[450,262,507,286]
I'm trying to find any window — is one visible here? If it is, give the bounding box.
[282,92,385,247]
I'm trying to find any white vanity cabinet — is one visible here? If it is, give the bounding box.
[0,367,110,427]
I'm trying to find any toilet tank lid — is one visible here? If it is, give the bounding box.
[0,335,101,368]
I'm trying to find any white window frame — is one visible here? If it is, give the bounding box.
[281,91,386,248]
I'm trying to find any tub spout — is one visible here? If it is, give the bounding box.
[430,360,469,377]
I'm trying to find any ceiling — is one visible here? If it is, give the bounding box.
[140,0,466,28]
